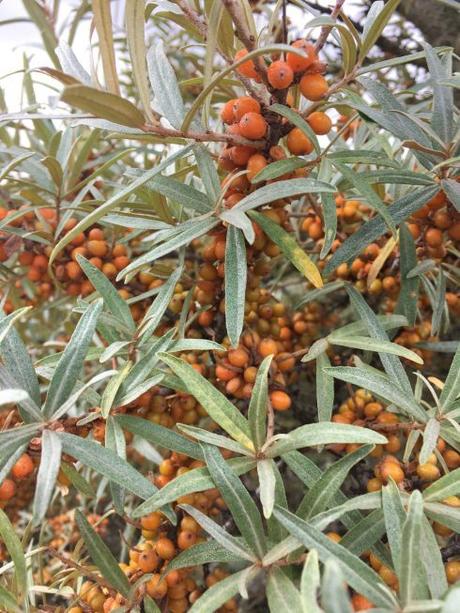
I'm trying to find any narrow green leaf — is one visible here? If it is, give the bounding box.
[330,335,424,364]
[105,416,127,514]
[421,515,448,599]
[248,355,272,450]
[267,567,303,613]
[0,508,27,600]
[382,479,406,575]
[115,414,203,460]
[266,422,387,457]
[202,443,266,559]
[158,353,254,449]
[251,157,307,184]
[225,226,247,347]
[32,430,61,525]
[58,432,175,522]
[75,509,130,596]
[0,585,21,613]
[300,550,321,613]
[179,504,256,562]
[147,41,185,129]
[59,461,95,497]
[440,343,460,412]
[395,223,419,326]
[324,185,439,275]
[273,506,396,608]
[164,541,244,575]
[132,457,256,516]
[399,491,429,604]
[359,0,401,61]
[339,509,386,556]
[324,366,427,422]
[44,299,103,417]
[62,85,144,127]
[250,211,323,288]
[257,459,277,519]
[235,178,335,214]
[189,568,259,613]
[126,0,152,119]
[77,256,135,332]
[93,0,120,94]
[423,467,460,501]
[298,445,373,520]
[334,162,395,234]
[316,352,334,422]
[321,560,353,613]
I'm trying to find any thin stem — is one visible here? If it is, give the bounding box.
[315,0,346,54]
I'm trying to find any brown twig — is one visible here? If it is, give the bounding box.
[48,548,117,595]
[176,0,208,39]
[315,0,346,53]
[220,0,270,87]
[141,122,265,148]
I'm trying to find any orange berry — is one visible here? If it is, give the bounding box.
[270,389,291,411]
[379,461,405,484]
[267,60,294,89]
[227,348,249,368]
[235,49,258,79]
[155,537,176,560]
[239,112,267,140]
[258,337,278,357]
[146,574,168,599]
[177,530,197,550]
[352,594,374,611]
[0,478,16,501]
[286,127,313,155]
[221,99,237,124]
[307,111,332,135]
[286,40,316,73]
[247,153,268,180]
[425,228,443,248]
[140,512,162,531]
[11,453,34,480]
[300,73,328,101]
[448,222,460,241]
[87,240,108,257]
[233,96,261,121]
[445,560,460,584]
[416,463,440,481]
[138,549,159,573]
[230,145,256,166]
[113,256,130,271]
[66,261,82,281]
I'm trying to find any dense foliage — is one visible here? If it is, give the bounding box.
[0,0,459,611]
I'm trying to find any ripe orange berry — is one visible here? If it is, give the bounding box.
[300,73,328,101]
[138,549,159,573]
[221,99,237,124]
[227,348,249,368]
[425,227,443,248]
[233,96,261,121]
[155,537,176,559]
[66,261,82,281]
[141,512,162,533]
[448,222,460,241]
[247,153,268,181]
[416,463,440,481]
[379,461,405,484]
[235,49,258,79]
[270,389,291,411]
[286,40,316,73]
[0,478,16,501]
[177,530,197,550]
[146,574,168,599]
[258,337,278,357]
[230,145,255,166]
[286,127,314,155]
[11,453,34,480]
[445,560,460,584]
[267,60,294,89]
[87,240,108,257]
[351,594,374,611]
[307,111,332,135]
[239,112,268,140]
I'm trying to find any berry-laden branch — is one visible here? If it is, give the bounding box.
[141,122,265,148]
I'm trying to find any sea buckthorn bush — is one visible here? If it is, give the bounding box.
[0,1,459,612]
